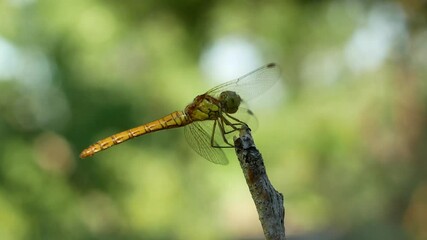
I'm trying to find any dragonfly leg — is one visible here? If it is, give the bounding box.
[221,114,246,134]
[224,113,247,128]
[210,111,249,149]
[210,120,220,147]
[219,117,237,146]
[210,118,235,148]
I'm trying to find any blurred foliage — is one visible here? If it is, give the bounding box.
[1,0,427,239]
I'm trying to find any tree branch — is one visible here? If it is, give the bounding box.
[234,126,286,240]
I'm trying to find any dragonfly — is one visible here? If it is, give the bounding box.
[80,63,280,164]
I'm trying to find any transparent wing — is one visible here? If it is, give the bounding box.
[184,121,229,165]
[206,63,281,101]
[231,104,259,131]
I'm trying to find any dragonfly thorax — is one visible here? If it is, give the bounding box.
[219,91,241,114]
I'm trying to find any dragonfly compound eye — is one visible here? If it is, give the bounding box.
[220,91,241,114]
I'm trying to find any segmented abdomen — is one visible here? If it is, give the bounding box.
[80,111,190,158]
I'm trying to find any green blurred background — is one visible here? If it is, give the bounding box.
[1,0,426,239]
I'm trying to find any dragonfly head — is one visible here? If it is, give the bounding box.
[219,91,241,114]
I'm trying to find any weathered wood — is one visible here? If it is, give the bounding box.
[234,126,286,240]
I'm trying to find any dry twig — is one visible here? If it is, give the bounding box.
[234,126,286,240]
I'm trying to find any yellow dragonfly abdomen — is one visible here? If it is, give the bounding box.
[80,111,190,158]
